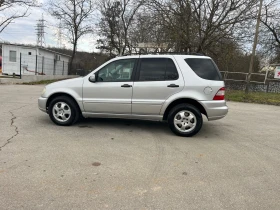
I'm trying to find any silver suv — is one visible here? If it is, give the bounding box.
[38,54,228,137]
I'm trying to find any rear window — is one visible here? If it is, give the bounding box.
[185,58,222,81]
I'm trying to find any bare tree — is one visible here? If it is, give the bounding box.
[128,11,174,53]
[149,0,259,53]
[48,0,95,72]
[260,0,280,54]
[0,0,38,33]
[96,0,265,74]
[97,0,145,56]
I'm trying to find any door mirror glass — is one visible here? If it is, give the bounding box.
[89,75,96,83]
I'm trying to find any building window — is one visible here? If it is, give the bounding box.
[9,51,17,62]
[28,52,32,55]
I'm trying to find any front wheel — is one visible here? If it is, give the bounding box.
[168,104,203,137]
[49,96,80,126]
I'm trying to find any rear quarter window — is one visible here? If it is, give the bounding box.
[185,58,222,81]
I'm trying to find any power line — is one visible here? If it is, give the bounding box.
[35,14,46,47]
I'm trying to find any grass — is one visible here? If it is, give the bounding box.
[226,90,280,106]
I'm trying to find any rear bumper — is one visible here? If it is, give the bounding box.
[200,100,228,121]
[38,97,48,113]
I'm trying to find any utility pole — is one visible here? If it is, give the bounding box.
[35,14,46,47]
[57,19,62,48]
[245,0,263,94]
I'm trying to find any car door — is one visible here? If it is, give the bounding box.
[132,56,184,115]
[83,58,137,114]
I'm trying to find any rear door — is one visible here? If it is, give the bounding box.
[132,56,184,115]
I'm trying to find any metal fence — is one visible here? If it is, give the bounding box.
[20,54,69,76]
[221,71,280,93]
[1,54,69,78]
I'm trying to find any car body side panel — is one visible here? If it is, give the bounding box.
[132,55,185,115]
[160,56,227,120]
[42,77,84,112]
[82,81,133,114]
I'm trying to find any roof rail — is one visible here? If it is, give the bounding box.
[123,52,205,56]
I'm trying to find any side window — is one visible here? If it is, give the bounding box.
[97,59,136,82]
[9,51,17,62]
[165,59,179,80]
[185,58,222,81]
[138,58,178,81]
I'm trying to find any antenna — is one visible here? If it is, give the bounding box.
[35,14,46,47]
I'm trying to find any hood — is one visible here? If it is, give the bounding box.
[46,77,84,89]
[42,77,84,99]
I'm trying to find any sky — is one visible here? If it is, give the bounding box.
[0,2,97,53]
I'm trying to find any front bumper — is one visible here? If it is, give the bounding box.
[38,97,48,113]
[200,100,228,121]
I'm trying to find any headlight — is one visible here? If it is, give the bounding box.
[41,87,46,96]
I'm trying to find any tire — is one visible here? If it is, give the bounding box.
[167,103,203,137]
[49,96,80,126]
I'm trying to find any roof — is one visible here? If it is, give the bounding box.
[123,52,205,56]
[0,43,71,57]
[117,54,210,59]
[41,48,71,57]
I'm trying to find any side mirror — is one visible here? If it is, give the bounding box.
[89,74,96,83]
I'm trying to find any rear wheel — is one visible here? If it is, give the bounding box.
[49,96,80,126]
[168,103,203,137]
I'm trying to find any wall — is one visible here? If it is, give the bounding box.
[2,45,37,75]
[2,45,70,76]
[0,75,79,84]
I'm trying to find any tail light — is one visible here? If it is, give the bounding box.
[213,87,225,100]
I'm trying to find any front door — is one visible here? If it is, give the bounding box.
[83,58,137,114]
[132,56,184,115]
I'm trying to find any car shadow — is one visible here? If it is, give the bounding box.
[74,118,221,139]
[77,117,170,132]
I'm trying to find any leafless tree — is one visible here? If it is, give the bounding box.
[149,0,259,53]
[97,0,146,56]
[259,0,280,57]
[95,0,266,73]
[48,0,95,71]
[0,0,38,33]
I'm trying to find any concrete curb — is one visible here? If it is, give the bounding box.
[0,75,79,84]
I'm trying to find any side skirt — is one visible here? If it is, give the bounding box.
[82,112,163,121]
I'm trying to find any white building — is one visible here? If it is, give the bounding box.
[1,43,70,75]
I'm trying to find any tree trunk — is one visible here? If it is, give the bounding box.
[69,40,77,74]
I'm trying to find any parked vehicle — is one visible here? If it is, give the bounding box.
[38,54,228,137]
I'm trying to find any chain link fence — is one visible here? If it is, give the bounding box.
[221,71,280,93]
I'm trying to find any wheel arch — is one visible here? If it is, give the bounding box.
[163,98,207,121]
[46,92,82,114]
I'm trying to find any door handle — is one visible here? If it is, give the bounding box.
[167,84,179,88]
[121,84,132,88]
